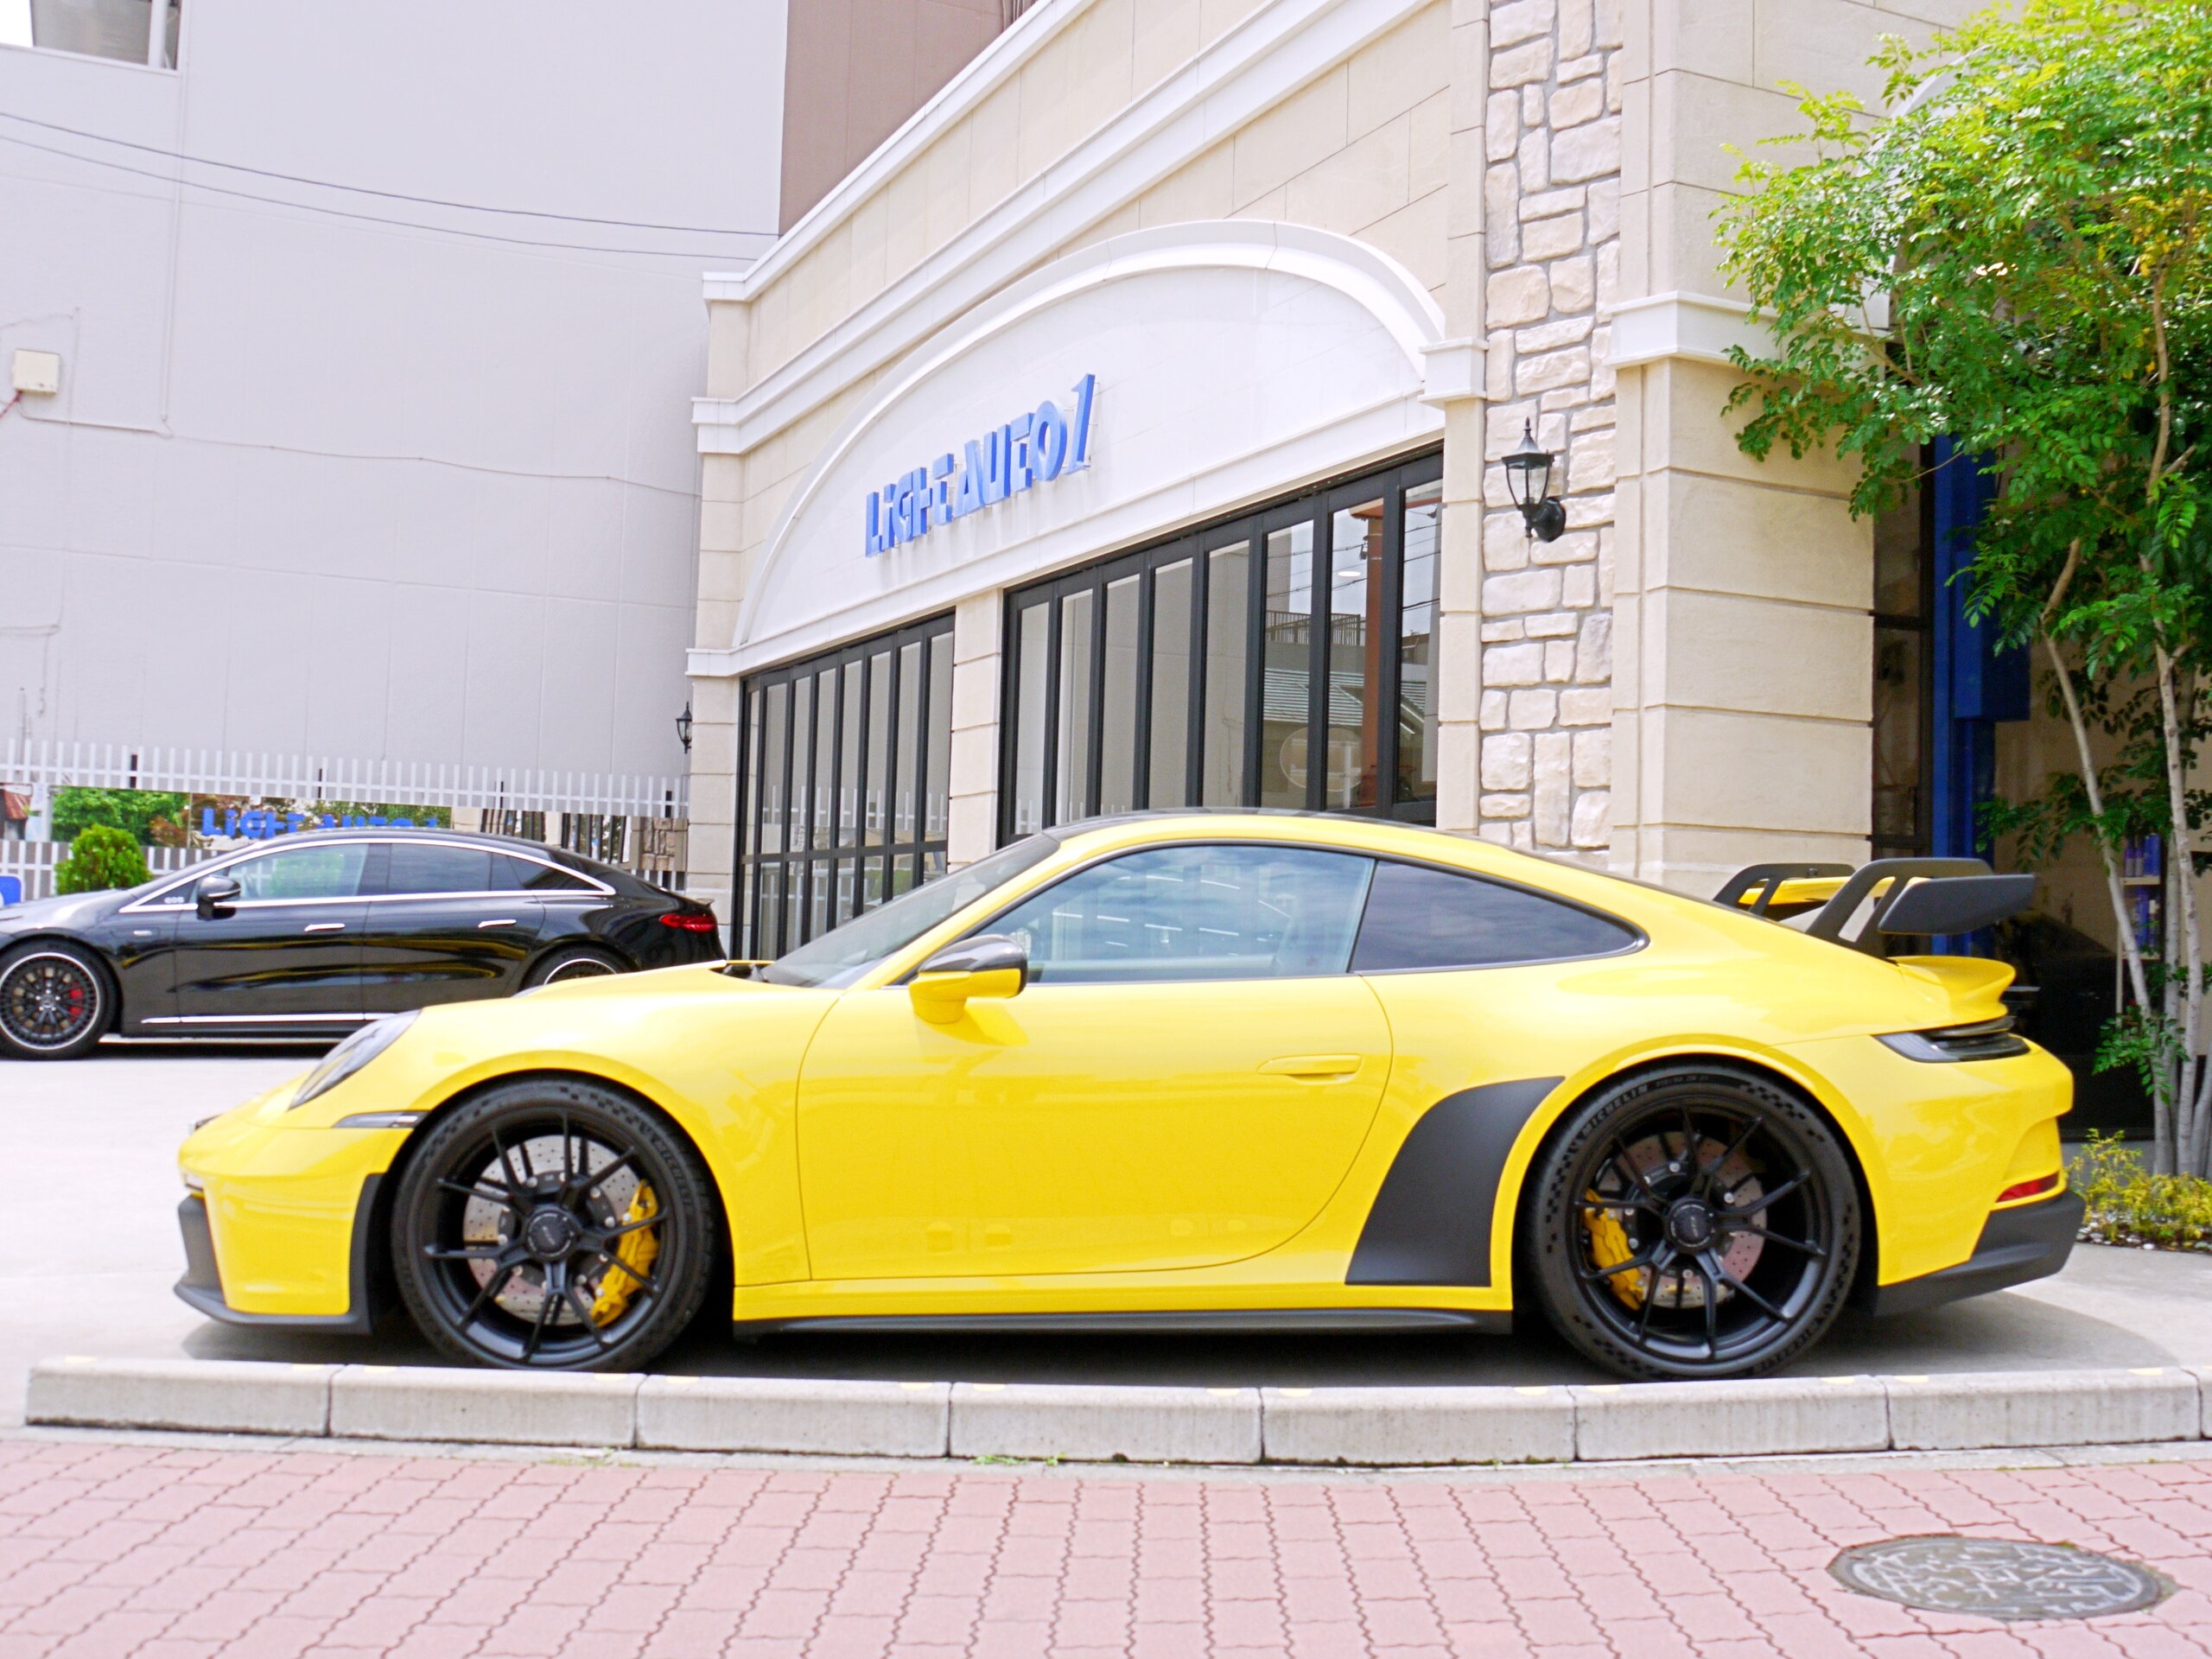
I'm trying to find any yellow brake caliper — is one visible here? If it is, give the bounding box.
[589,1183,660,1326]
[1584,1190,1645,1310]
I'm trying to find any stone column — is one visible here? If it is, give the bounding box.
[683,283,755,927]
[1431,0,1491,835]
[946,593,1001,868]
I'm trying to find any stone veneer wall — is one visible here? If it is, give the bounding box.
[1474,0,1622,861]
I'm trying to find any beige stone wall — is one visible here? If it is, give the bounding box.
[1469,0,1624,861]
[1605,0,1970,893]
[689,0,1991,915]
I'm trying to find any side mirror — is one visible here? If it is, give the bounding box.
[194,874,242,919]
[909,934,1027,1025]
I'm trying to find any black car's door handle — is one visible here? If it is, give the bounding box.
[302,922,346,934]
[477,918,518,929]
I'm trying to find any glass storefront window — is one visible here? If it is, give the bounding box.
[736,615,956,959]
[1202,541,1250,806]
[1872,474,1931,856]
[1001,449,1441,838]
[1398,480,1440,808]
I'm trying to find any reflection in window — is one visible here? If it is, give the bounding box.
[1261,521,1314,810]
[1399,481,1440,806]
[1202,543,1249,806]
[1056,590,1093,825]
[1326,499,1384,810]
[736,617,954,958]
[1011,604,1050,835]
[230,843,368,902]
[993,843,1374,984]
[1350,861,1636,971]
[24,0,180,67]
[1872,474,1929,855]
[1099,576,1141,817]
[1149,560,1192,808]
[1001,452,1440,836]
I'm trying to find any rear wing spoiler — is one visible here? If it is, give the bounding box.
[1717,857,2036,954]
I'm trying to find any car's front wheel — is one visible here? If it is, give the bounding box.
[0,941,112,1060]
[391,1079,715,1370]
[1526,1066,1859,1380]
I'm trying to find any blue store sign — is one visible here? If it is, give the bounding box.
[865,373,1097,556]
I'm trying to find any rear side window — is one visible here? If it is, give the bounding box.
[499,855,592,892]
[382,842,496,896]
[1351,861,1637,972]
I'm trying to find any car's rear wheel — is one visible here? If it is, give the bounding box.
[0,942,111,1060]
[526,947,624,987]
[1527,1067,1859,1380]
[392,1079,715,1371]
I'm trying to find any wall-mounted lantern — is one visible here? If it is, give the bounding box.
[675,701,694,755]
[1503,421,1567,543]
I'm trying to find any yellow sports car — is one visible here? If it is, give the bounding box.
[176,812,2077,1381]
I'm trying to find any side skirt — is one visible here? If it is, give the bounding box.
[733,1308,1511,1339]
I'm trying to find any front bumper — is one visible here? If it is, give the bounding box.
[1869,1187,2085,1316]
[174,1184,384,1334]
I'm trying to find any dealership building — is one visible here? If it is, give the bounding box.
[684,0,2034,962]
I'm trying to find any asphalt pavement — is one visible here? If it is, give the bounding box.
[7,1046,2212,1425]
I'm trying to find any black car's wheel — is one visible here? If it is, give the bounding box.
[1527,1067,1859,1380]
[526,947,624,987]
[392,1079,715,1371]
[0,942,111,1060]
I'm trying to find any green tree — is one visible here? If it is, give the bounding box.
[54,824,151,893]
[50,787,192,847]
[1714,0,2212,1171]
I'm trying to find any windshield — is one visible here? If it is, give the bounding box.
[760,835,1061,988]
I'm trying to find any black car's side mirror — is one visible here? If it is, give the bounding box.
[194,874,243,919]
[909,934,1027,1024]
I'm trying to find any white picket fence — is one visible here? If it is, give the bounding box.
[0,740,688,820]
[0,841,200,906]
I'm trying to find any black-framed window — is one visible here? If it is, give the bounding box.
[1872,462,1934,857]
[735,613,955,958]
[1001,449,1441,840]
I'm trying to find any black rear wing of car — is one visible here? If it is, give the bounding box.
[1715,857,2037,954]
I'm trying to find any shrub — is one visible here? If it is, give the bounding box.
[2069,1131,2212,1252]
[53,824,152,893]
[51,788,190,847]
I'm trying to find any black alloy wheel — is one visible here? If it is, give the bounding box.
[0,942,111,1060]
[392,1079,715,1371]
[1527,1067,1859,1380]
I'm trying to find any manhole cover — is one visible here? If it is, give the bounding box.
[1830,1536,2170,1621]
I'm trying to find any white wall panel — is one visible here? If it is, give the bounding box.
[0,0,784,775]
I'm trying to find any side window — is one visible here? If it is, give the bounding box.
[497,854,592,892]
[1351,861,1638,972]
[228,844,370,902]
[989,844,1374,985]
[383,842,496,896]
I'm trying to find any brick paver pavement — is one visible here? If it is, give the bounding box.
[1,1438,2210,1658]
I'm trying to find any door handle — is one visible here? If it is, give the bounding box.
[1260,1054,1362,1079]
[303,922,346,934]
[477,918,518,929]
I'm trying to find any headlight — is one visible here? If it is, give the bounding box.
[290,1012,417,1109]
[1877,1015,2031,1063]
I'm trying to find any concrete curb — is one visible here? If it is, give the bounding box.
[28,1359,2212,1465]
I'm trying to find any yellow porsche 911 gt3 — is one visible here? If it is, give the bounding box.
[176,812,2078,1381]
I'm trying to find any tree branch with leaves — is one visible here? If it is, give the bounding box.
[1715,0,2212,1171]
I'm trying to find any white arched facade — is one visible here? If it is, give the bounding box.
[714,221,1455,673]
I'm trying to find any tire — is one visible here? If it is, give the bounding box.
[525,946,625,988]
[0,941,113,1060]
[1525,1066,1859,1381]
[391,1078,717,1371]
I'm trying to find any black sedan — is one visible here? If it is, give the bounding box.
[0,829,725,1059]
